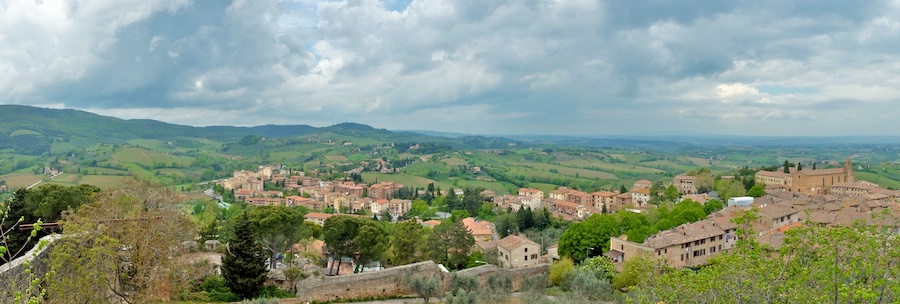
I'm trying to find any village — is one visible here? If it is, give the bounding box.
[214,157,900,273]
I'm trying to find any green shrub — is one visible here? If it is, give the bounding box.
[258,286,295,298]
[549,256,575,286]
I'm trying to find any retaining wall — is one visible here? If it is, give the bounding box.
[293,261,548,303]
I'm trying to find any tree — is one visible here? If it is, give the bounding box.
[47,180,195,303]
[694,169,715,193]
[3,184,99,263]
[558,214,619,262]
[391,220,427,265]
[812,162,817,170]
[664,184,680,202]
[516,207,534,230]
[323,216,362,275]
[222,212,268,300]
[619,185,628,194]
[747,184,766,198]
[405,273,440,304]
[715,180,747,203]
[247,206,309,269]
[703,199,724,215]
[427,220,475,270]
[783,160,791,173]
[353,221,388,272]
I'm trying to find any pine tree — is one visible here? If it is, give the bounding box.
[783,160,790,174]
[222,212,267,299]
[797,162,802,171]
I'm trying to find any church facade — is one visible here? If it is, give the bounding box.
[755,158,854,195]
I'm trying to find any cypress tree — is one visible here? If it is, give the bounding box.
[222,212,267,299]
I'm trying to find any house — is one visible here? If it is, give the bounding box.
[462,217,495,243]
[305,212,333,226]
[608,219,727,269]
[367,182,404,200]
[755,203,802,231]
[370,199,390,215]
[388,199,412,218]
[674,175,697,195]
[591,191,617,212]
[518,188,544,210]
[631,188,651,207]
[633,180,652,189]
[497,234,541,268]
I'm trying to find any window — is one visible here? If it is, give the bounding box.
[680,254,684,261]
[664,248,667,254]
[524,256,528,261]
[532,254,538,260]
[525,248,528,253]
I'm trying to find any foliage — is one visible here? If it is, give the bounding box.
[579,256,616,282]
[247,206,312,269]
[449,273,479,294]
[611,255,655,291]
[323,216,388,274]
[222,212,268,300]
[557,214,618,261]
[747,183,766,198]
[522,273,549,300]
[0,200,46,304]
[404,273,440,304]
[390,220,427,265]
[47,179,195,303]
[549,257,576,286]
[426,220,475,270]
[714,179,746,202]
[629,209,900,303]
[564,269,616,302]
[663,184,680,201]
[478,274,513,303]
[703,199,724,214]
[2,184,99,262]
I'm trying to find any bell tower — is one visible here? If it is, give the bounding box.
[845,158,854,183]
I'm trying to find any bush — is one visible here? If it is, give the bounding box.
[567,270,614,302]
[522,274,548,300]
[257,286,294,298]
[478,274,512,303]
[449,273,479,294]
[549,257,575,286]
[444,289,477,304]
[579,256,616,282]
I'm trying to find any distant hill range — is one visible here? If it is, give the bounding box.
[0,105,523,155]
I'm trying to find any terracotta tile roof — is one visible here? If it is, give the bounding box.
[305,212,334,220]
[462,217,494,236]
[642,220,725,249]
[808,211,835,225]
[421,220,442,227]
[756,170,789,178]
[497,234,539,251]
[711,216,736,231]
[592,191,617,197]
[800,168,845,176]
[757,204,800,219]
[632,188,651,195]
[519,188,542,194]
[832,180,879,190]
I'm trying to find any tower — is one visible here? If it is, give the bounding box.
[845,158,854,183]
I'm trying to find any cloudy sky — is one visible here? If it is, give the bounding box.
[2,0,900,136]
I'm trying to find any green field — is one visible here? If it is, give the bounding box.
[516,162,619,179]
[9,129,42,136]
[0,173,44,188]
[112,147,193,167]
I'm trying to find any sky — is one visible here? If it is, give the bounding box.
[2,0,900,136]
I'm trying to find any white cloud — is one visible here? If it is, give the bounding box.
[2,0,900,135]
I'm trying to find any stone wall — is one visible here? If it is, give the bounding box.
[294,261,440,302]
[0,234,59,301]
[293,261,548,303]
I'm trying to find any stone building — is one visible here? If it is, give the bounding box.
[497,235,541,268]
[755,158,855,195]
